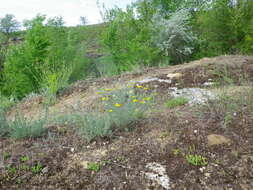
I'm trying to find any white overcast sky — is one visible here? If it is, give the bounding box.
[0,0,136,26]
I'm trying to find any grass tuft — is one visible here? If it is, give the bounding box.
[165,97,188,109]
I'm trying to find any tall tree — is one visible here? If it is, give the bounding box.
[0,14,20,40]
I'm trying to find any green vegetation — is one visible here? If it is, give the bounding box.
[8,114,47,139]
[20,156,30,162]
[186,154,208,166]
[0,0,252,100]
[55,86,153,142]
[198,86,253,128]
[0,109,48,139]
[165,97,188,109]
[87,162,101,172]
[31,163,43,174]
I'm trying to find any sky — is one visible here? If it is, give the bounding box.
[0,0,136,26]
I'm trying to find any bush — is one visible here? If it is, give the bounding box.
[102,6,160,73]
[1,15,76,99]
[101,88,151,128]
[8,114,47,139]
[56,87,153,142]
[75,112,112,142]
[195,0,253,56]
[152,9,197,64]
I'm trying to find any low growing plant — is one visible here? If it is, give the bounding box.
[31,163,43,173]
[165,97,188,109]
[186,154,208,166]
[9,114,47,139]
[87,162,101,172]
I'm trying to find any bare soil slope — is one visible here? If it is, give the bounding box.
[1,55,253,190]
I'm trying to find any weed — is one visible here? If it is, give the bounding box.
[198,86,253,128]
[87,162,101,172]
[31,163,43,173]
[186,154,208,166]
[7,166,17,174]
[165,97,188,109]
[172,149,181,156]
[20,156,29,162]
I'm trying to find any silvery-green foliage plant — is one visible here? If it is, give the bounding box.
[152,9,197,64]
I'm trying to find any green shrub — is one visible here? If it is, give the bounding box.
[102,6,160,73]
[0,93,15,111]
[102,88,150,128]
[75,112,112,142]
[165,97,188,109]
[1,15,78,99]
[9,114,47,139]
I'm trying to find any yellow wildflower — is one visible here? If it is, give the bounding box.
[105,88,112,91]
[108,109,113,113]
[114,103,122,107]
[136,84,143,88]
[131,96,137,98]
[101,97,109,101]
[143,97,152,101]
[143,87,149,90]
[140,101,146,104]
[132,99,139,103]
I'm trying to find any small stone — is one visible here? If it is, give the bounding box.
[70,148,75,152]
[42,167,49,174]
[204,173,211,178]
[167,73,183,79]
[207,134,231,146]
[80,161,89,169]
[199,167,206,173]
[194,130,198,134]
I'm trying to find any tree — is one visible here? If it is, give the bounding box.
[0,14,20,39]
[79,16,88,26]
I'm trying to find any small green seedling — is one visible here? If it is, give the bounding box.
[31,163,43,173]
[7,166,17,174]
[165,97,188,109]
[87,162,101,172]
[20,156,30,162]
[172,149,181,156]
[186,154,208,166]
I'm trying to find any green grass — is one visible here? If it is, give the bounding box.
[186,154,208,166]
[87,162,101,172]
[165,97,188,109]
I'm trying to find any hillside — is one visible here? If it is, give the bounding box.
[1,55,253,190]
